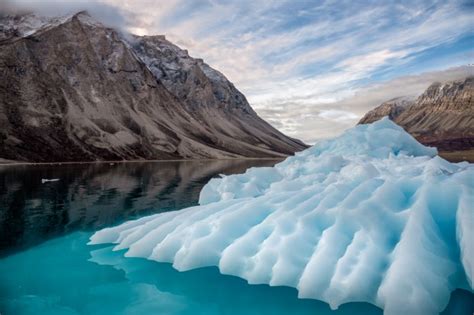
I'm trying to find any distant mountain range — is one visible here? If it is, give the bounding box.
[359,77,473,161]
[0,11,306,162]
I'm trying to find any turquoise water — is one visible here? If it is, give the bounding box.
[0,161,472,315]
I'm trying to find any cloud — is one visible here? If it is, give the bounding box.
[318,110,359,122]
[254,65,474,144]
[331,65,474,115]
[3,0,474,144]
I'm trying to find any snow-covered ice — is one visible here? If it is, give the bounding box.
[90,118,473,315]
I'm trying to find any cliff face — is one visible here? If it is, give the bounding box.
[358,97,414,124]
[395,77,474,151]
[0,12,306,162]
[130,35,307,157]
[359,77,474,152]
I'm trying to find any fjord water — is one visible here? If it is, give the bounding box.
[0,161,472,315]
[0,160,281,256]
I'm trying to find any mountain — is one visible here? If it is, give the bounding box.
[0,12,306,162]
[359,77,474,160]
[357,96,414,124]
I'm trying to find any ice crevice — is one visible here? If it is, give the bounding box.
[89,118,474,315]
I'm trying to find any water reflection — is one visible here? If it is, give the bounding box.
[90,240,383,315]
[0,160,279,256]
[1,232,470,315]
[1,160,473,315]
[0,232,382,315]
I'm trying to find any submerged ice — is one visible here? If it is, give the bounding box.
[90,118,473,315]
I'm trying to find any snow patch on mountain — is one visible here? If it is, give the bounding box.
[129,34,228,90]
[0,11,103,40]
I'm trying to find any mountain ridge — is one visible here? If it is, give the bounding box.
[359,76,474,159]
[0,11,307,162]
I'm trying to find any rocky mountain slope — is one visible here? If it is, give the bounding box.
[0,12,306,162]
[358,96,414,124]
[359,77,474,155]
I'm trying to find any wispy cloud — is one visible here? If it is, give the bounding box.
[256,65,474,143]
[5,0,474,142]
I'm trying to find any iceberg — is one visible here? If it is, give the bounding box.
[90,118,473,315]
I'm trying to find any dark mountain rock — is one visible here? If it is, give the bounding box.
[0,12,306,162]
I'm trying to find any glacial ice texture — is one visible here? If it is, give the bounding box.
[90,118,474,315]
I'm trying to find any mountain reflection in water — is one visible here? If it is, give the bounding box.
[0,159,279,256]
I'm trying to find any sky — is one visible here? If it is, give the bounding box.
[4,0,474,143]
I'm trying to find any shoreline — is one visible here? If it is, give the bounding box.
[0,157,286,167]
[1,150,472,166]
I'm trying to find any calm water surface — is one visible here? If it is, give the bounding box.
[0,160,472,315]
